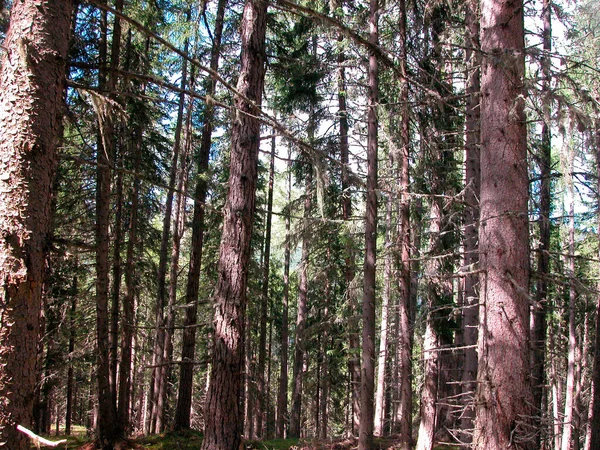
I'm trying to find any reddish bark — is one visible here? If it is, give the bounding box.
[200,0,268,446]
[474,0,534,448]
[0,1,71,448]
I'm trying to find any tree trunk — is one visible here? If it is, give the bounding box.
[415,321,438,450]
[474,0,534,447]
[174,0,226,431]
[561,195,577,450]
[289,169,312,439]
[149,36,189,433]
[95,1,123,444]
[66,275,78,436]
[200,0,268,446]
[531,1,552,447]
[256,128,276,438]
[358,0,379,447]
[374,194,393,436]
[460,0,481,442]
[586,122,600,450]
[118,136,141,433]
[116,28,144,434]
[394,1,412,447]
[110,159,123,406]
[0,1,71,448]
[276,150,292,438]
[332,0,359,435]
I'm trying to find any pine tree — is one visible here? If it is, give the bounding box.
[0,1,72,448]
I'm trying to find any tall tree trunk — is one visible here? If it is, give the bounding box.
[0,1,71,448]
[118,135,141,433]
[256,128,276,438]
[110,160,123,405]
[156,84,193,432]
[289,169,312,439]
[532,1,552,447]
[95,1,123,445]
[117,28,144,433]
[460,0,481,442]
[561,194,577,450]
[374,194,393,436]
[200,0,268,445]
[358,0,379,447]
[174,0,226,431]
[586,123,600,450]
[332,0,359,434]
[415,321,438,450]
[276,151,292,438]
[66,276,78,436]
[395,1,412,447]
[149,35,189,435]
[474,0,534,448]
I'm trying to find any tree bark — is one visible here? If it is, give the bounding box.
[561,194,577,450]
[174,0,227,432]
[200,0,268,446]
[66,276,78,436]
[374,194,393,437]
[289,169,312,439]
[256,127,277,438]
[95,0,123,444]
[474,0,534,447]
[331,0,359,435]
[460,0,481,442]
[531,1,551,446]
[276,150,292,438]
[358,0,379,447]
[586,122,600,450]
[394,1,412,447]
[0,1,71,448]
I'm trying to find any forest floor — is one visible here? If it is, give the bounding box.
[35,427,459,449]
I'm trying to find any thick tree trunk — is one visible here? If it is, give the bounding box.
[0,1,71,448]
[174,0,226,431]
[474,0,534,448]
[358,0,379,447]
[289,170,312,439]
[200,0,267,446]
[460,0,480,443]
[276,152,292,438]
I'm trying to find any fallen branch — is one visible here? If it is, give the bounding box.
[17,425,67,448]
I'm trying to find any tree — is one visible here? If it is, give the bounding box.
[0,1,72,448]
[174,0,227,430]
[200,0,268,446]
[460,0,480,441]
[358,0,379,446]
[473,0,535,448]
